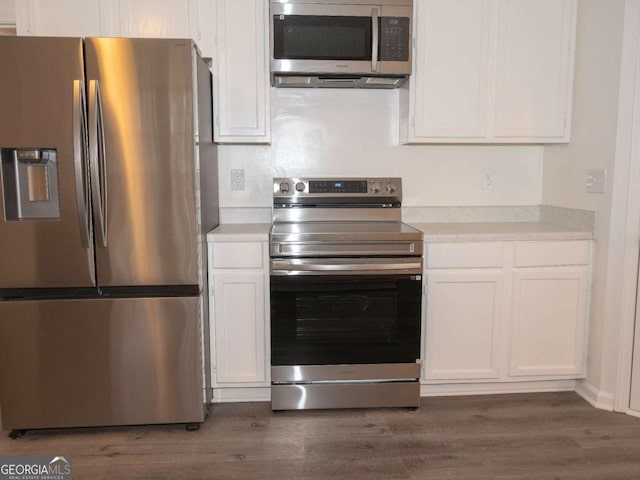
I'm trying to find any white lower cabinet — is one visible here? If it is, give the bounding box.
[212,271,267,385]
[208,241,270,397]
[424,240,591,388]
[510,269,588,376]
[425,271,502,380]
[509,241,590,377]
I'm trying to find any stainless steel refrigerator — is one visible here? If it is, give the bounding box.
[0,37,218,433]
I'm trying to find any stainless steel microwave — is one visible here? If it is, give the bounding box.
[270,0,413,88]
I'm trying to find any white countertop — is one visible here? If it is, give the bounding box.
[411,222,593,242]
[207,221,593,243]
[206,223,271,242]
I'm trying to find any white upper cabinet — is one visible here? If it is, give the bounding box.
[15,0,113,37]
[211,0,270,143]
[401,0,576,144]
[410,0,492,139]
[493,0,575,139]
[14,0,207,56]
[116,0,196,39]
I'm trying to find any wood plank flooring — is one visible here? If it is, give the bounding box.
[2,392,640,479]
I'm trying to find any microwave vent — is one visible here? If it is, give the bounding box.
[275,76,312,87]
[272,74,408,89]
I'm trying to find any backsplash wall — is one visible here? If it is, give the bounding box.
[217,88,544,209]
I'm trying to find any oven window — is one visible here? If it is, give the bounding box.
[273,15,372,60]
[270,274,421,366]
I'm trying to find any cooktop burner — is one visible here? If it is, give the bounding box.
[270,177,423,258]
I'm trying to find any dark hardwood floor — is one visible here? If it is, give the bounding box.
[2,392,640,479]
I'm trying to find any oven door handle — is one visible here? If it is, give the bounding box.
[270,258,423,275]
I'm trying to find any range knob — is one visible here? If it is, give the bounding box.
[295,182,306,192]
[279,181,290,193]
[386,183,397,194]
[370,182,381,193]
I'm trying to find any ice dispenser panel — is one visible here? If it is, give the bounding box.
[1,148,60,220]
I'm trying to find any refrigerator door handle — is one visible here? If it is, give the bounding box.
[89,79,108,248]
[73,80,91,248]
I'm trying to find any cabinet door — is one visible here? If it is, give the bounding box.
[509,268,588,377]
[212,271,268,386]
[213,0,270,143]
[424,271,503,380]
[15,0,113,36]
[116,0,196,38]
[493,0,575,139]
[410,0,491,139]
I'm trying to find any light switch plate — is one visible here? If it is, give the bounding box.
[586,169,606,194]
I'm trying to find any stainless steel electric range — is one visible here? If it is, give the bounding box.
[269,177,423,410]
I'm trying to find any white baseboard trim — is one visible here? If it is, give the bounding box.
[626,408,640,419]
[420,380,577,397]
[212,387,270,403]
[209,381,614,406]
[574,379,615,411]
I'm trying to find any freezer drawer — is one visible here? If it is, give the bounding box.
[0,296,205,430]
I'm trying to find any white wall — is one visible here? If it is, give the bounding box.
[218,89,544,209]
[542,0,626,407]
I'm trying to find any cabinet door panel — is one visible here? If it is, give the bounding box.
[510,269,587,376]
[213,271,268,385]
[17,0,110,36]
[412,0,491,138]
[213,0,270,143]
[494,0,575,138]
[424,271,502,380]
[118,0,194,38]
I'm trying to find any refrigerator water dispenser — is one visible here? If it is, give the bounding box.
[1,148,60,220]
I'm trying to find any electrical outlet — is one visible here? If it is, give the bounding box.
[586,169,606,193]
[231,169,245,191]
[481,169,495,191]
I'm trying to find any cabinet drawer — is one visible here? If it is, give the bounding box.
[212,242,264,269]
[426,242,503,269]
[514,241,589,267]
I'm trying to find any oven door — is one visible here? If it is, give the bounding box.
[270,259,422,366]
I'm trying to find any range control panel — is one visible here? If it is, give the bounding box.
[273,177,403,205]
[308,180,368,194]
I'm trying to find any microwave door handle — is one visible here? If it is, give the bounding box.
[371,7,379,72]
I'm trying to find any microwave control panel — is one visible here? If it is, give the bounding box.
[379,17,410,62]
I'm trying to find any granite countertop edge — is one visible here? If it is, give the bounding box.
[411,222,593,242]
[206,222,593,243]
[206,223,272,242]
